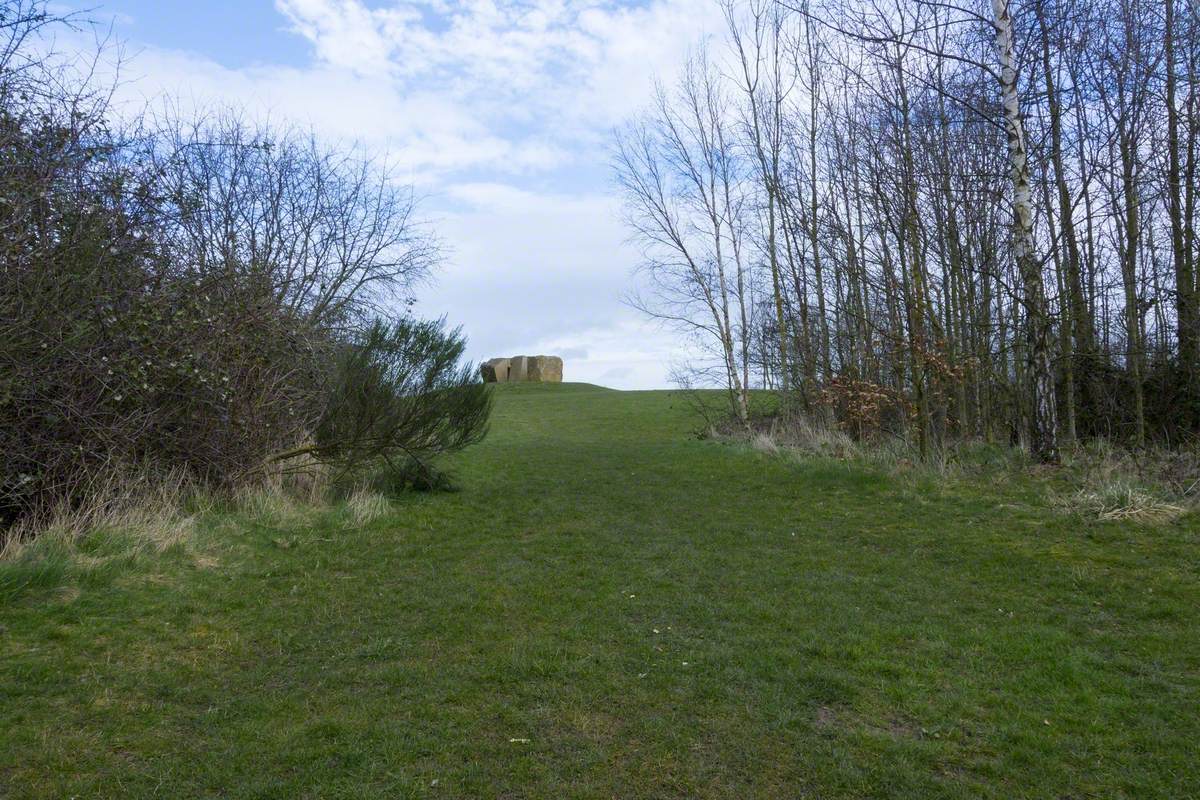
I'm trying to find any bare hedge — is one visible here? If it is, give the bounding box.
[0,3,486,533]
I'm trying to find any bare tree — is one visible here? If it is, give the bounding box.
[615,52,754,422]
[617,0,1198,454]
[145,109,438,333]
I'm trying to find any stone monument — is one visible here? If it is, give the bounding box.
[481,355,563,383]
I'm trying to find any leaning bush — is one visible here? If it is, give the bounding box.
[273,318,492,491]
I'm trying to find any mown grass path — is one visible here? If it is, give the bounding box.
[2,383,1198,798]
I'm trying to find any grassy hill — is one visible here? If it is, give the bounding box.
[2,383,1197,798]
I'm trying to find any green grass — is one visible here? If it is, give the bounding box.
[2,382,1198,798]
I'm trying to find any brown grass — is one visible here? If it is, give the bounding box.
[0,455,349,564]
[1060,480,1189,524]
[343,490,392,526]
[726,410,1198,526]
[0,467,202,562]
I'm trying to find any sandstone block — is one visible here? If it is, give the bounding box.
[480,358,510,383]
[508,355,530,382]
[527,355,563,383]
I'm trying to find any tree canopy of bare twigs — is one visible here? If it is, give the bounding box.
[616,0,1200,460]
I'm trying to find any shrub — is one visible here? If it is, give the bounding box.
[286,317,492,492]
[0,5,460,540]
[0,101,333,528]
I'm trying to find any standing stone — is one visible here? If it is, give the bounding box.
[481,354,565,382]
[480,358,510,383]
[508,355,530,382]
[527,355,563,383]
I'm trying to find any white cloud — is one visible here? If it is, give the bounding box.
[405,180,686,388]
[89,0,728,387]
[109,0,724,177]
[275,0,402,76]
[113,48,568,177]
[271,0,724,151]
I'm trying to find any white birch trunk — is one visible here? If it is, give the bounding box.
[993,0,1059,462]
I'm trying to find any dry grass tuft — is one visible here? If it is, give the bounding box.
[343,490,392,527]
[721,406,1198,527]
[1,468,204,561]
[726,412,862,461]
[774,415,860,460]
[1051,439,1199,524]
[1,453,347,568]
[1062,480,1189,524]
[231,452,335,527]
[750,432,779,455]
[233,484,313,527]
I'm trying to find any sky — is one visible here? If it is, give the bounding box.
[58,0,728,389]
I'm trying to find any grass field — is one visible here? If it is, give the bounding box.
[2,382,1198,798]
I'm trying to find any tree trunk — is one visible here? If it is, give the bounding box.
[993,0,1058,462]
[1166,0,1198,422]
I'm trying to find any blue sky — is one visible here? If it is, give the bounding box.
[65,0,727,388]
